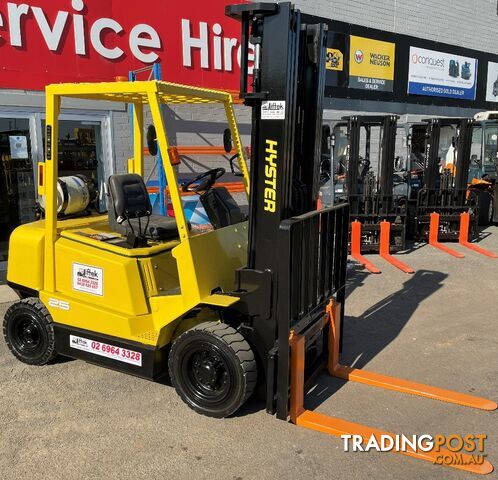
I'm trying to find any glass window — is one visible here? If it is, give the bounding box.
[469,123,498,179]
[470,126,483,163]
[483,125,498,168]
[438,125,456,168]
[0,117,35,273]
[469,126,483,181]
[42,119,105,211]
[332,124,349,176]
[332,124,349,198]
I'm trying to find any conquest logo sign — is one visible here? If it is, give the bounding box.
[264,140,277,213]
[349,35,395,92]
[411,53,445,68]
[407,46,477,100]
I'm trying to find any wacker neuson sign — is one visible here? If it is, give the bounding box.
[408,46,478,100]
[348,35,395,92]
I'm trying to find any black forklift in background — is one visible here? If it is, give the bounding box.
[414,117,479,241]
[471,111,498,226]
[329,115,410,253]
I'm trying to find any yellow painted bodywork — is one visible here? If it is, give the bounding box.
[7,80,250,349]
[8,222,46,291]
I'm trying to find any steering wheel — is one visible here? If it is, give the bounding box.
[182,168,226,193]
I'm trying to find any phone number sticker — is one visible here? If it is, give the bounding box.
[69,335,142,366]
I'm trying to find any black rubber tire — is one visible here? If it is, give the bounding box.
[168,321,257,418]
[3,298,57,365]
[477,191,493,226]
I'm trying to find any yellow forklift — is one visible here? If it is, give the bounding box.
[3,3,495,474]
[5,79,256,417]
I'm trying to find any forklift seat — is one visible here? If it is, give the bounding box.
[107,174,180,242]
[200,186,247,229]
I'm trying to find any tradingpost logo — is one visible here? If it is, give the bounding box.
[342,433,489,467]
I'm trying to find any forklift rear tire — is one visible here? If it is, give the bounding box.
[168,321,257,418]
[3,298,57,365]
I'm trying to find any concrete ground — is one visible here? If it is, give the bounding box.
[0,228,497,480]
[0,285,17,303]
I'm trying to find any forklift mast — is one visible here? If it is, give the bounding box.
[416,117,478,241]
[226,2,349,419]
[227,2,326,266]
[453,119,474,191]
[422,119,441,191]
[378,117,397,213]
[344,115,398,211]
[345,117,361,199]
[422,117,474,191]
[339,115,407,254]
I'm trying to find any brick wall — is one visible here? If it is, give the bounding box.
[112,103,252,178]
[290,0,498,54]
[111,110,132,175]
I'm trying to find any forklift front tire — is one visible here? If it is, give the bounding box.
[168,321,257,418]
[3,298,57,366]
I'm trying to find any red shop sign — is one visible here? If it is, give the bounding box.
[0,0,251,91]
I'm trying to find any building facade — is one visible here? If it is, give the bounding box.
[1,0,497,277]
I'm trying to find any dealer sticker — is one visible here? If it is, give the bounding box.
[69,335,142,367]
[72,263,103,296]
[261,100,286,120]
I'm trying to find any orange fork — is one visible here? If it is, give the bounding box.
[288,300,496,475]
[350,220,381,274]
[459,212,498,258]
[325,301,496,411]
[379,221,414,274]
[428,213,464,258]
